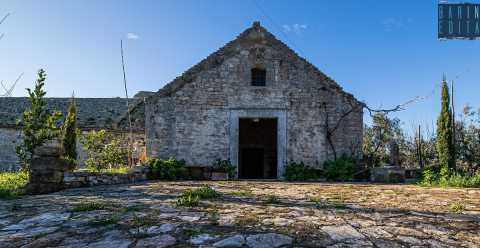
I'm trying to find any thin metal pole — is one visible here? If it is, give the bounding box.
[121,39,134,166]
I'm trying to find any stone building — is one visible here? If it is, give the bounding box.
[142,22,363,179]
[0,22,363,178]
[0,97,144,171]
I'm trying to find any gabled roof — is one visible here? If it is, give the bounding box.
[117,22,360,127]
[148,21,358,102]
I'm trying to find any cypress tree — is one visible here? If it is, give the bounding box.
[16,69,62,169]
[62,94,77,169]
[436,77,455,177]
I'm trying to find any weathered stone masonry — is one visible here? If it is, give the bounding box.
[144,22,363,177]
[0,97,145,170]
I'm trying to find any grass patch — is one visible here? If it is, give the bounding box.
[263,194,281,204]
[131,213,156,227]
[0,170,28,199]
[309,196,346,209]
[230,190,253,197]
[89,215,119,226]
[76,166,131,174]
[449,202,466,213]
[176,185,220,207]
[72,201,109,212]
[99,166,130,174]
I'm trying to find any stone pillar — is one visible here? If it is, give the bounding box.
[26,141,67,194]
[388,140,400,166]
[371,140,405,183]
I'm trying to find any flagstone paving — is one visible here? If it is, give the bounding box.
[1,181,479,247]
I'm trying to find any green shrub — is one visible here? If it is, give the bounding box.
[283,161,322,181]
[16,69,62,169]
[79,130,127,172]
[72,201,108,212]
[212,159,236,178]
[419,166,439,186]
[147,158,187,180]
[0,171,28,199]
[61,95,77,170]
[449,202,466,213]
[420,166,480,188]
[176,185,220,207]
[189,185,221,199]
[324,155,356,181]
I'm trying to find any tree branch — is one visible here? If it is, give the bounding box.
[0,13,10,26]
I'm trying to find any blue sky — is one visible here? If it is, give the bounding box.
[1,0,479,130]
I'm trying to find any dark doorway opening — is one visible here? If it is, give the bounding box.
[239,118,277,179]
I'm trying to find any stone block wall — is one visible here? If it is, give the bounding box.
[63,166,148,188]
[26,141,68,194]
[0,128,22,171]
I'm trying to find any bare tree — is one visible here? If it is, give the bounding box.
[0,12,23,97]
[321,89,432,162]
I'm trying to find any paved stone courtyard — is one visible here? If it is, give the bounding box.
[1,181,479,247]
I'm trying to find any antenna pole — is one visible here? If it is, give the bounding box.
[121,39,134,167]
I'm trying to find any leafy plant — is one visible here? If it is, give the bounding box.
[72,201,108,212]
[324,155,356,181]
[79,130,127,172]
[0,171,28,199]
[97,166,130,174]
[176,193,200,207]
[283,161,322,181]
[176,185,220,207]
[449,202,466,213]
[16,69,62,169]
[263,194,280,204]
[89,215,119,226]
[147,158,186,180]
[420,166,480,188]
[419,166,439,186]
[212,159,236,178]
[61,95,77,170]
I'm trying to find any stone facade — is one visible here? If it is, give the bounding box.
[144,22,363,178]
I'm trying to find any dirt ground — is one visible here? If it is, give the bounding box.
[1,181,479,247]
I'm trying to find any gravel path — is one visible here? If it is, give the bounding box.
[1,181,479,247]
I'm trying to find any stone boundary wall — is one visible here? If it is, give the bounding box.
[63,166,149,188]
